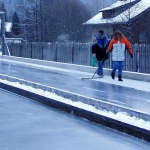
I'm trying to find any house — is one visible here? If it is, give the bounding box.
[84,0,150,44]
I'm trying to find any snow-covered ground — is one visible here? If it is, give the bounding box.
[0,55,150,131]
[1,55,150,93]
[1,77,150,131]
[93,74,150,92]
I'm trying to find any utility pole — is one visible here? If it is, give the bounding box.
[0,11,5,55]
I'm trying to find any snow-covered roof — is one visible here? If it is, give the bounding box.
[99,0,137,11]
[85,0,150,25]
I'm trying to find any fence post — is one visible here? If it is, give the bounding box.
[71,42,74,64]
[136,44,139,72]
[55,42,58,62]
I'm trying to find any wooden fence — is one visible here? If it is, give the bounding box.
[5,42,150,74]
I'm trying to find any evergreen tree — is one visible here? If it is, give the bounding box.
[11,12,21,36]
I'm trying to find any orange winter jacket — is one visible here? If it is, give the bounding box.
[106,37,133,61]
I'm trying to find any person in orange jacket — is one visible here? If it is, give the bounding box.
[106,30,133,81]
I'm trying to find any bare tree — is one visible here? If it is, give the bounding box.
[115,0,140,41]
[18,0,91,42]
[110,0,150,43]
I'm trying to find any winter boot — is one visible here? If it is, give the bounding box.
[118,75,123,81]
[111,72,115,80]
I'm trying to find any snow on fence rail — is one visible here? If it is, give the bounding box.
[6,42,150,74]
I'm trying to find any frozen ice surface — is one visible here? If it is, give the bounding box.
[0,89,150,150]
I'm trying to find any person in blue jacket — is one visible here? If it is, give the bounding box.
[91,30,110,77]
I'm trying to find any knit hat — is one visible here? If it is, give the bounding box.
[98,30,104,35]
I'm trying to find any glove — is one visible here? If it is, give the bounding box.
[104,53,109,60]
[130,54,133,58]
